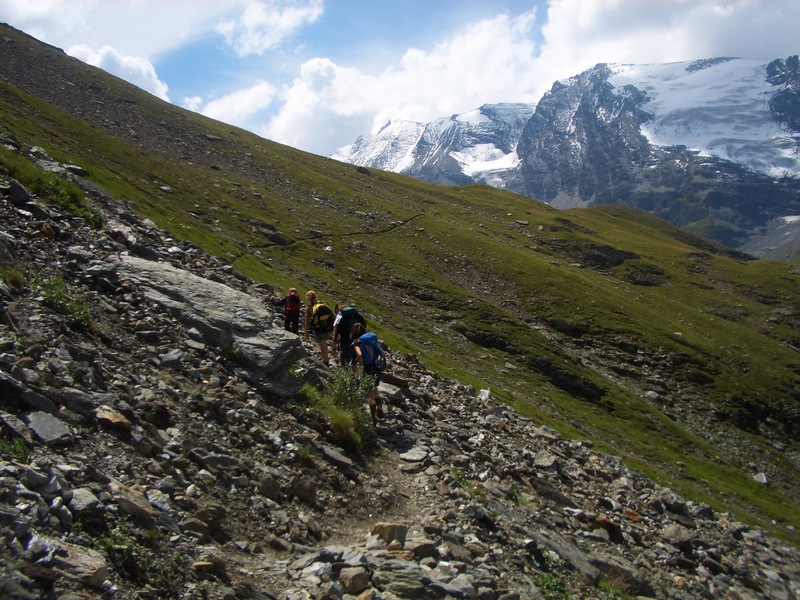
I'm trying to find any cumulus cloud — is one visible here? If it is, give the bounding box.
[541,0,800,69]
[264,11,544,155]
[263,0,800,155]
[68,45,170,101]
[217,0,324,56]
[189,81,278,128]
[1,0,234,57]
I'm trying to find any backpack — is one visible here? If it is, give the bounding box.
[354,332,386,371]
[311,301,334,332]
[285,290,301,316]
[337,306,366,345]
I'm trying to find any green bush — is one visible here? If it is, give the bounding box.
[295,370,376,452]
[32,273,91,327]
[0,266,25,290]
[535,573,571,600]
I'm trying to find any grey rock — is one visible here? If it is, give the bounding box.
[189,447,240,472]
[117,255,305,388]
[24,411,72,446]
[0,372,57,413]
[69,487,105,520]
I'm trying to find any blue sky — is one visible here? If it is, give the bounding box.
[1,0,797,156]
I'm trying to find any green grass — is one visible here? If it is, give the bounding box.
[0,145,102,227]
[32,273,92,328]
[295,370,377,452]
[0,434,31,462]
[1,68,799,545]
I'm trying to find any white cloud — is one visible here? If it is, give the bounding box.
[192,81,278,127]
[68,45,170,101]
[0,0,234,57]
[541,0,800,70]
[264,0,800,155]
[217,0,324,56]
[264,11,545,155]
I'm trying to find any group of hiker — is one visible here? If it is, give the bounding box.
[271,288,386,421]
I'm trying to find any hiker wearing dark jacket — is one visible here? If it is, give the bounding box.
[271,287,301,334]
[331,304,366,368]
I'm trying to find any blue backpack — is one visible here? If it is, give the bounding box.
[354,332,386,371]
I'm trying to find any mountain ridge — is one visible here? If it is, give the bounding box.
[334,56,800,262]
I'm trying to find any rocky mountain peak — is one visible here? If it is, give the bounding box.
[333,56,800,261]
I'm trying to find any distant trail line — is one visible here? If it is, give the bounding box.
[253,213,425,250]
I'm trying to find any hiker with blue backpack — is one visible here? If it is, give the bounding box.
[350,322,387,423]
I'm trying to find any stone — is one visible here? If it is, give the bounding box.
[258,474,283,501]
[1,372,57,413]
[117,255,305,394]
[108,480,158,521]
[291,477,317,505]
[370,523,408,545]
[339,566,369,594]
[399,447,428,462]
[24,411,72,446]
[188,447,240,472]
[95,407,133,431]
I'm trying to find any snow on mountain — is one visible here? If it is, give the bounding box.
[608,58,799,177]
[332,103,534,184]
[330,120,425,173]
[331,57,800,259]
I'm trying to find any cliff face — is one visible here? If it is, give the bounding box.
[1,138,799,600]
[516,60,800,256]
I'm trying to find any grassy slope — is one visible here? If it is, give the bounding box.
[2,77,799,544]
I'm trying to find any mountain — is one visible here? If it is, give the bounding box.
[334,57,800,262]
[331,103,534,189]
[2,22,800,598]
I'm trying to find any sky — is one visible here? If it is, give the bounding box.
[1,0,797,157]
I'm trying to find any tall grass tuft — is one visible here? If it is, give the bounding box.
[295,369,376,452]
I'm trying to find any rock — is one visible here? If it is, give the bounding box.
[338,566,369,594]
[290,477,317,505]
[24,411,72,446]
[660,523,695,553]
[188,447,240,472]
[370,523,408,545]
[399,447,428,462]
[0,372,57,413]
[258,473,283,501]
[95,407,133,431]
[108,480,158,521]
[370,558,434,598]
[117,255,305,392]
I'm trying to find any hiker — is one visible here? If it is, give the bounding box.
[304,290,333,365]
[271,287,301,334]
[350,322,386,423]
[331,304,366,368]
